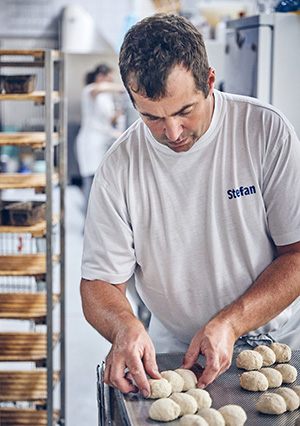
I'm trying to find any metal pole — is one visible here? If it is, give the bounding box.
[58,49,67,426]
[45,49,54,426]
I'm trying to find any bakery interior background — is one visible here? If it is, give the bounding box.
[0,1,299,425]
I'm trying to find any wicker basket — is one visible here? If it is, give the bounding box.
[1,74,37,94]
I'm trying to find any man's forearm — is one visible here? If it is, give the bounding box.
[80,278,160,395]
[80,278,144,343]
[214,247,300,340]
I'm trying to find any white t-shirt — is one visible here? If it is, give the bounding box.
[76,84,119,177]
[82,90,300,348]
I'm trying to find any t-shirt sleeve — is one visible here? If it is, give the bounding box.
[263,125,300,246]
[81,175,136,283]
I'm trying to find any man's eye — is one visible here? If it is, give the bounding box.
[148,116,160,122]
[180,109,192,116]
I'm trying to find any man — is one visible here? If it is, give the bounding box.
[80,13,300,399]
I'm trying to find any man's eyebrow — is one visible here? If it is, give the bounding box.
[139,103,195,119]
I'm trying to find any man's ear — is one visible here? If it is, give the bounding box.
[208,67,216,93]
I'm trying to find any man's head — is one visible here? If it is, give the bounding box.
[119,13,210,103]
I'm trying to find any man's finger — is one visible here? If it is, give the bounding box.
[143,348,161,380]
[196,365,220,389]
[190,363,204,380]
[106,358,138,394]
[126,356,151,398]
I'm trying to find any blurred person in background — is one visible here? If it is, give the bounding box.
[76,63,125,214]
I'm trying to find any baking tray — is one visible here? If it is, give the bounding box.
[99,350,300,425]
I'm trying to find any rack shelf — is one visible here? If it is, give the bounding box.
[0,91,60,104]
[0,49,60,64]
[0,132,59,149]
[0,332,59,362]
[0,253,59,277]
[0,293,59,321]
[0,370,60,403]
[0,214,59,237]
[0,49,47,59]
[0,408,60,426]
[0,173,59,191]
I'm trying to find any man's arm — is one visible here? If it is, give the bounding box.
[182,241,300,388]
[80,278,160,396]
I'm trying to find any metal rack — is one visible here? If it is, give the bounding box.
[0,49,67,426]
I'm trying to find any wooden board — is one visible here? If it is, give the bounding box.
[0,49,46,59]
[0,91,60,103]
[0,49,60,58]
[0,253,59,277]
[0,214,59,237]
[0,332,59,362]
[0,408,60,426]
[0,173,59,191]
[0,132,59,149]
[0,293,60,321]
[0,293,59,322]
[0,370,60,402]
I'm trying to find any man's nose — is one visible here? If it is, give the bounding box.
[164,117,183,141]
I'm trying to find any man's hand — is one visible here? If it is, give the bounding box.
[181,318,236,388]
[181,242,300,388]
[80,279,160,396]
[103,319,161,397]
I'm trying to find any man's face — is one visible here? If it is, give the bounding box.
[129,65,215,153]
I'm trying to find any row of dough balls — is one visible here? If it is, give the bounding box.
[148,368,206,421]
[180,405,247,426]
[236,343,292,371]
[148,369,198,398]
[240,364,298,391]
[257,386,300,415]
[150,398,247,426]
[148,369,247,425]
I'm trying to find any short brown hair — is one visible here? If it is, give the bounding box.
[119,13,210,102]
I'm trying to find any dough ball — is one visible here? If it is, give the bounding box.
[218,405,247,426]
[269,342,292,362]
[256,392,287,415]
[236,350,263,370]
[274,388,300,411]
[253,345,276,366]
[161,370,184,393]
[149,397,181,421]
[175,368,197,390]
[148,378,172,399]
[186,389,212,410]
[240,371,269,391]
[170,392,198,416]
[198,408,225,426]
[180,414,209,426]
[291,385,300,399]
[275,364,298,383]
[258,367,282,388]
